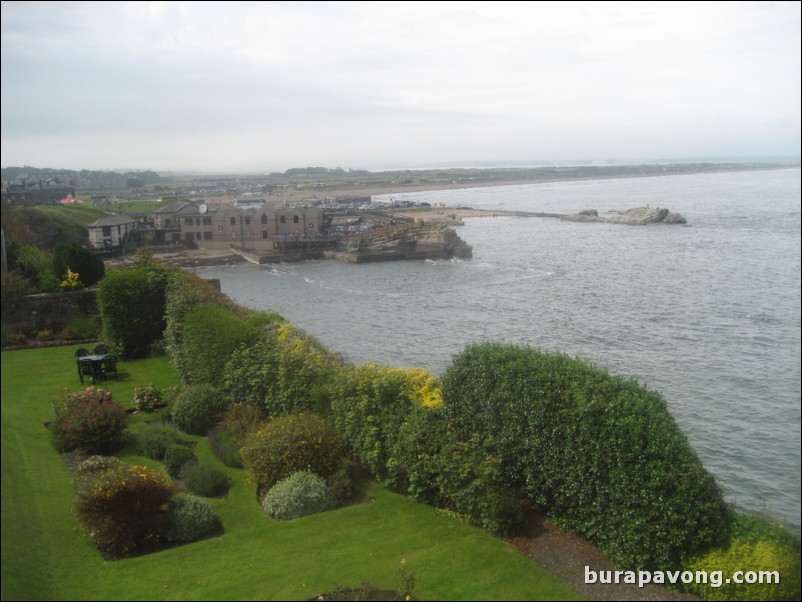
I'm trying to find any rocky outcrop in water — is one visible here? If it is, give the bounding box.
[562,206,687,225]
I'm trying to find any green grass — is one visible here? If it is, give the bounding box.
[2,344,580,601]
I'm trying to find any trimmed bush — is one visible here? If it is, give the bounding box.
[209,404,265,467]
[136,422,183,460]
[241,413,343,493]
[172,304,261,386]
[163,444,198,479]
[162,494,220,542]
[440,342,731,570]
[74,461,174,557]
[171,384,229,436]
[164,269,256,385]
[183,460,230,497]
[50,386,128,454]
[262,470,333,520]
[97,265,172,359]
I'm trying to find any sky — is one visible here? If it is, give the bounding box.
[1,1,800,173]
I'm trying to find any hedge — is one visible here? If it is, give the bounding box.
[440,342,731,570]
[96,265,172,359]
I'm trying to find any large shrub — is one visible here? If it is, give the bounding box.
[171,304,261,386]
[74,461,174,557]
[262,470,333,520]
[171,384,229,435]
[440,342,731,570]
[266,323,344,416]
[331,363,439,481]
[209,404,265,467]
[241,413,343,493]
[163,270,244,382]
[50,386,128,454]
[96,265,172,359]
[162,494,220,542]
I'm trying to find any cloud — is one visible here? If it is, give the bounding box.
[2,1,799,171]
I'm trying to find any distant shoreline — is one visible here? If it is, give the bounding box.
[263,164,798,203]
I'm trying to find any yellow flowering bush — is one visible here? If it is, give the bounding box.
[241,412,343,495]
[74,461,174,557]
[331,364,442,481]
[398,367,444,409]
[59,267,83,290]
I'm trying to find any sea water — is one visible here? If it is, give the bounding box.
[193,168,801,534]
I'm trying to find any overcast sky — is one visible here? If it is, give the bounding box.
[1,1,800,173]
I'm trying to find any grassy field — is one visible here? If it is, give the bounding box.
[1,344,580,601]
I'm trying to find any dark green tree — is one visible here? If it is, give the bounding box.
[53,243,105,287]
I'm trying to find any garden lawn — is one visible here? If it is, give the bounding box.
[2,344,580,601]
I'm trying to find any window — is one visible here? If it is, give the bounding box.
[230,217,236,225]
[261,214,268,224]
[195,218,201,226]
[102,226,112,236]
[280,216,286,224]
[262,230,268,239]
[203,217,211,225]
[293,215,299,224]
[245,216,250,225]
[203,231,212,240]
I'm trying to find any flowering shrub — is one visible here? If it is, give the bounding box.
[331,364,440,481]
[51,386,128,454]
[401,367,443,409]
[60,267,83,290]
[262,470,333,520]
[241,412,343,493]
[74,461,174,557]
[132,383,162,412]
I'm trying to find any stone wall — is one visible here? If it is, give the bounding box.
[1,289,98,334]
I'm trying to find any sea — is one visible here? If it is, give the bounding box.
[193,167,801,534]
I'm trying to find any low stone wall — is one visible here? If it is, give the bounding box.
[1,289,98,335]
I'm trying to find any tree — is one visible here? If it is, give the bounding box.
[52,243,105,287]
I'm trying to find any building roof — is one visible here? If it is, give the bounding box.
[152,201,199,215]
[88,215,139,228]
